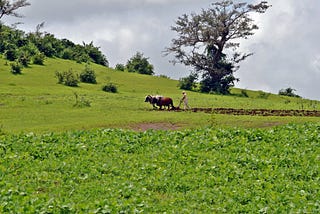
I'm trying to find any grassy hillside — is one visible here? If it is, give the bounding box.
[0,56,319,133]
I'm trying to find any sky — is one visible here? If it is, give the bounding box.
[3,0,320,100]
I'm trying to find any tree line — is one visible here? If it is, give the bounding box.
[0,23,108,67]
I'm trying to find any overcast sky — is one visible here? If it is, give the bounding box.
[4,0,320,100]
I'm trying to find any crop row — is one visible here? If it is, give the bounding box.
[0,123,319,213]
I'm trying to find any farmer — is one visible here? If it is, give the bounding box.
[179,91,190,110]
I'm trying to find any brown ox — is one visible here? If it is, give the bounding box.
[145,95,175,110]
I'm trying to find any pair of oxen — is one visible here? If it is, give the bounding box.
[145,95,175,110]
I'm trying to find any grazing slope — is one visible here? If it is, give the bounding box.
[0,56,319,133]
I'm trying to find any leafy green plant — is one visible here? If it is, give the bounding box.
[10,61,22,74]
[0,123,319,213]
[279,87,301,98]
[115,63,125,71]
[178,73,198,91]
[73,92,91,108]
[32,52,45,65]
[102,83,118,93]
[79,65,97,84]
[55,69,79,87]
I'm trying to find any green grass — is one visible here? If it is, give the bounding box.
[0,123,319,213]
[0,56,319,133]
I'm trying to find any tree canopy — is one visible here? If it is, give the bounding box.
[126,52,154,75]
[0,24,109,67]
[165,0,270,94]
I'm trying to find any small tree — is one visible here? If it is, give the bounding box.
[55,69,79,87]
[126,52,154,75]
[178,73,198,91]
[115,63,125,71]
[0,0,31,20]
[278,87,301,98]
[165,0,270,94]
[10,61,22,74]
[102,83,117,93]
[79,65,97,84]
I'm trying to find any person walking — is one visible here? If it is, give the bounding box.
[179,91,190,110]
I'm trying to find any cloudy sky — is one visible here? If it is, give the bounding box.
[4,0,320,100]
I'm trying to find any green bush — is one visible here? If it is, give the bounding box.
[278,87,301,98]
[178,73,198,90]
[17,51,31,67]
[5,49,18,61]
[33,53,45,65]
[10,62,22,74]
[79,65,97,84]
[55,69,79,87]
[102,83,118,93]
[115,63,125,71]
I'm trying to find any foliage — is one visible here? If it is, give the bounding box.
[73,92,91,108]
[55,69,79,87]
[279,87,301,98]
[79,65,97,84]
[0,24,108,66]
[126,52,154,75]
[178,73,198,91]
[115,63,125,71]
[165,0,270,94]
[10,61,22,74]
[0,123,319,213]
[102,83,118,93]
[32,52,45,65]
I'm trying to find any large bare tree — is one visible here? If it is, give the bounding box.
[0,0,30,20]
[165,0,270,94]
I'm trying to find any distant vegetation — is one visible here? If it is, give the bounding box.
[115,52,154,75]
[0,24,108,68]
[278,87,301,98]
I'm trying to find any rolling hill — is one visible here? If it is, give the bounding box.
[0,55,319,133]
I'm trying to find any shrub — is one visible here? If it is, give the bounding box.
[18,51,31,67]
[278,87,301,98]
[126,52,154,75]
[102,83,117,93]
[10,62,22,74]
[79,65,97,84]
[73,92,91,108]
[33,53,45,65]
[5,49,18,61]
[55,69,79,87]
[115,63,125,71]
[178,73,198,91]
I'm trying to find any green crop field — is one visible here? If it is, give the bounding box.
[0,123,319,213]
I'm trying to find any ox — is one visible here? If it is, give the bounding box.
[145,95,175,110]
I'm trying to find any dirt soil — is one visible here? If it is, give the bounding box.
[130,108,319,131]
[186,108,320,117]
